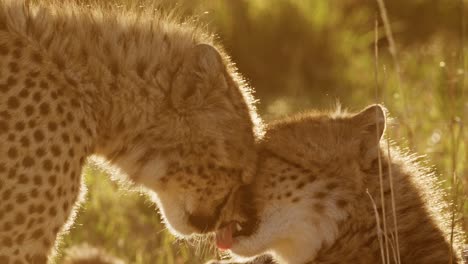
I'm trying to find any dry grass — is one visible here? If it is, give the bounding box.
[373,0,466,263]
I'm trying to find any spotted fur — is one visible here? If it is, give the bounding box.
[221,105,464,264]
[0,0,262,263]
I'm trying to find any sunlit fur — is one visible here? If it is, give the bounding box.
[0,0,263,262]
[224,105,464,264]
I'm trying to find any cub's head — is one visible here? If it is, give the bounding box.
[102,44,262,237]
[222,105,386,259]
[264,104,386,171]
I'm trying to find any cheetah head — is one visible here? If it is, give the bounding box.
[100,44,261,237]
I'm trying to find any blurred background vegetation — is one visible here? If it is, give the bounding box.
[57,0,466,263]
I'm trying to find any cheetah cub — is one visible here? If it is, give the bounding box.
[214,105,465,264]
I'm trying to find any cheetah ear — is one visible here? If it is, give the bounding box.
[171,44,228,110]
[352,104,386,160]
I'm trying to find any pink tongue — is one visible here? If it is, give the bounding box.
[216,223,233,250]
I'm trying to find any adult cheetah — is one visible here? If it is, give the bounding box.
[0,1,262,263]
[212,105,465,264]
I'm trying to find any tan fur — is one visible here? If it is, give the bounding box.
[223,105,464,264]
[0,0,262,263]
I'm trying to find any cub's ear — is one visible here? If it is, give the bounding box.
[171,44,228,110]
[352,104,386,160]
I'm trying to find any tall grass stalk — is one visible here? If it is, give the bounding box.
[449,0,467,263]
[375,0,413,148]
[385,138,400,264]
[373,17,391,264]
[374,14,402,264]
[367,190,387,264]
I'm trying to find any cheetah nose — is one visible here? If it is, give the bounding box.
[188,213,217,233]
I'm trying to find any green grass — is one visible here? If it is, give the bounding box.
[57,0,466,263]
